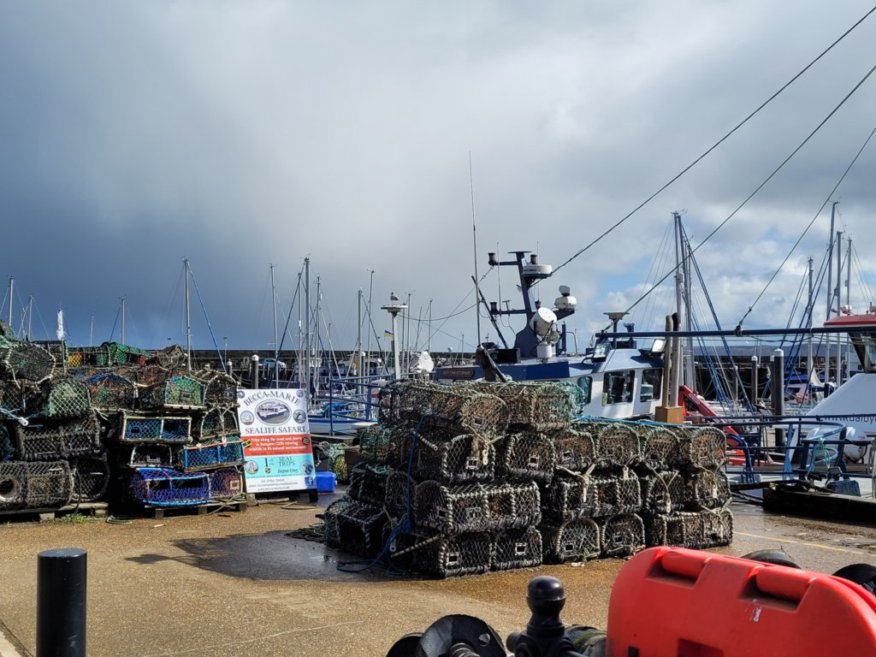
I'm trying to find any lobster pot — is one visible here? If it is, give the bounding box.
[639,470,685,515]
[541,517,601,563]
[180,439,244,472]
[324,498,387,558]
[384,470,415,519]
[0,342,55,383]
[497,431,556,483]
[348,462,394,507]
[209,467,245,499]
[15,413,101,461]
[395,381,509,436]
[41,378,91,419]
[117,414,191,444]
[69,455,110,502]
[414,481,540,534]
[645,507,733,549]
[684,467,731,510]
[23,461,74,508]
[358,424,398,464]
[101,342,151,367]
[194,407,239,439]
[594,422,642,468]
[554,427,597,473]
[128,467,211,507]
[138,376,205,410]
[541,476,599,523]
[396,530,493,578]
[640,426,679,471]
[416,433,496,484]
[599,514,645,558]
[492,526,543,570]
[203,373,238,405]
[0,380,27,414]
[85,373,137,411]
[0,462,27,509]
[129,366,167,387]
[124,444,175,468]
[675,426,727,469]
[591,471,642,518]
[465,381,574,431]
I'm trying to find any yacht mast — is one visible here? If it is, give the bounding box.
[304,257,311,398]
[835,232,842,384]
[271,264,279,389]
[6,277,13,328]
[845,238,852,381]
[672,212,687,389]
[120,296,126,345]
[184,258,192,372]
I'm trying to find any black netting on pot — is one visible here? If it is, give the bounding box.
[347,462,394,507]
[14,413,101,461]
[414,480,540,534]
[497,431,556,483]
[591,470,642,518]
[415,433,497,484]
[599,513,645,558]
[0,342,55,383]
[645,506,733,549]
[358,424,398,464]
[492,526,543,571]
[324,497,387,558]
[541,517,601,563]
[541,474,599,523]
[138,376,205,410]
[69,455,110,502]
[0,462,26,509]
[675,426,727,469]
[640,425,679,471]
[41,378,91,419]
[384,470,415,519]
[116,414,191,444]
[0,423,15,460]
[85,373,137,411]
[392,530,493,578]
[593,422,642,468]
[463,381,574,431]
[553,426,597,473]
[23,461,73,508]
[394,381,509,436]
[203,373,238,405]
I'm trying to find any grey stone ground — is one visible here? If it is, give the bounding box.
[0,491,874,657]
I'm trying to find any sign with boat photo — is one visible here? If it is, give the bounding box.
[236,388,316,493]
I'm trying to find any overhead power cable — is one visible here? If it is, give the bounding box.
[553,5,876,275]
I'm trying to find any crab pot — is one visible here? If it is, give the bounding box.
[194,407,239,439]
[180,439,244,472]
[203,373,238,405]
[599,513,646,558]
[553,427,597,473]
[357,424,397,464]
[464,381,574,431]
[640,426,680,470]
[0,423,14,461]
[127,468,211,507]
[593,422,643,468]
[0,342,55,382]
[683,467,731,510]
[394,381,509,436]
[347,462,394,507]
[40,378,91,420]
[24,461,74,508]
[323,498,387,558]
[395,530,493,578]
[645,507,733,549]
[492,526,543,571]
[674,426,727,469]
[15,414,101,461]
[138,375,205,410]
[415,433,496,484]
[639,470,686,515]
[541,475,599,523]
[497,431,557,483]
[69,456,110,503]
[590,471,642,518]
[102,342,150,367]
[414,481,540,534]
[208,467,245,499]
[0,462,27,510]
[383,470,415,519]
[123,444,175,468]
[84,373,137,411]
[541,517,601,563]
[117,414,191,444]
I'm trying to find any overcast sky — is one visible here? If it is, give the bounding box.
[1,2,875,357]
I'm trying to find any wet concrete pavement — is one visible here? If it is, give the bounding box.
[1,492,874,657]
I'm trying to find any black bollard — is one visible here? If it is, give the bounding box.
[37,548,87,657]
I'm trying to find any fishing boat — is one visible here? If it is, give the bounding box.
[431,250,665,419]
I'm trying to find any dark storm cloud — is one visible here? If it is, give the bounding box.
[1,1,875,352]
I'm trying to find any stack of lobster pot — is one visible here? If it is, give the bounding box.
[0,325,104,511]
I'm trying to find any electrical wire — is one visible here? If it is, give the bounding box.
[553,5,876,275]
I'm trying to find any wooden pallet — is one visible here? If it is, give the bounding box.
[0,501,110,522]
[138,499,248,519]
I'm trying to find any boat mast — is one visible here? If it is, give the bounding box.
[304,257,310,398]
[271,264,279,389]
[825,202,837,385]
[845,237,852,381]
[314,275,321,399]
[120,296,126,345]
[184,258,192,371]
[469,152,482,347]
[807,257,814,389]
[26,295,33,340]
[672,212,687,390]
[835,231,842,384]
[6,276,13,329]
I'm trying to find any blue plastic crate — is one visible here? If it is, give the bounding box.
[316,471,336,493]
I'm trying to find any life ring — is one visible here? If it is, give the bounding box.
[0,472,24,507]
